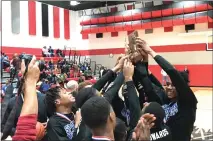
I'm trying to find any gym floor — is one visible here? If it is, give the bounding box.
[191,87,213,140]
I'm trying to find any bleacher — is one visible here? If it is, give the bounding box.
[1,47,97,91]
[2,46,64,63]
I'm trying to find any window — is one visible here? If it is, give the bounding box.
[96,33,103,38]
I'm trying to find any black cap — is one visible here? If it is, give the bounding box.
[142,102,165,127]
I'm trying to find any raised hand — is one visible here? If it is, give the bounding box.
[115,55,129,70]
[132,117,151,141]
[115,54,124,67]
[123,59,134,82]
[24,56,40,85]
[141,113,156,129]
[135,38,152,54]
[138,48,148,62]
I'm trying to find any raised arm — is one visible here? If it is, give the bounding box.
[92,56,128,91]
[13,56,40,141]
[92,69,117,91]
[153,55,197,105]
[122,60,141,131]
[103,72,124,104]
[134,62,162,105]
[136,38,197,106]
[148,70,164,89]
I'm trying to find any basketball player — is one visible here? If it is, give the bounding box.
[45,86,81,140]
[136,38,198,141]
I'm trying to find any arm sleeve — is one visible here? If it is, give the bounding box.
[134,62,162,105]
[103,72,124,104]
[133,72,146,109]
[154,55,197,106]
[92,70,115,91]
[148,73,164,89]
[12,114,37,141]
[124,81,141,130]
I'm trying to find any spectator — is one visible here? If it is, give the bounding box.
[2,79,10,96]
[3,53,9,60]
[45,86,81,140]
[84,67,93,80]
[183,66,190,83]
[2,53,10,69]
[42,46,50,57]
[49,59,54,71]
[48,46,54,57]
[53,64,60,74]
[39,79,50,93]
[78,76,85,84]
[56,48,63,57]
[80,63,86,73]
[73,63,79,78]
[64,80,79,93]
[47,72,57,84]
[184,66,189,74]
[10,54,21,79]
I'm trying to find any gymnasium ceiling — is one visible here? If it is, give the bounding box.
[40,1,135,11]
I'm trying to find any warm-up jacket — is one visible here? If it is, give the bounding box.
[133,61,162,105]
[132,62,173,141]
[153,55,198,141]
[123,81,141,141]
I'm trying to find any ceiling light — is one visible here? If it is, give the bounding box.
[70,1,80,6]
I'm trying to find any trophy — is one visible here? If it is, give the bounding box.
[127,31,143,63]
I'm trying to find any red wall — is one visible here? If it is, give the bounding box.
[149,64,213,87]
[2,44,212,87]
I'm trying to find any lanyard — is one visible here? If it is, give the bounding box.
[56,112,72,122]
[92,136,112,141]
[56,112,82,134]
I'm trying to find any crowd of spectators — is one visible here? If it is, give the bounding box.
[42,46,64,57]
[1,37,195,141]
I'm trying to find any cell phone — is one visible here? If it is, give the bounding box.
[128,31,139,53]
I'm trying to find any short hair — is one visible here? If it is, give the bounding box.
[45,86,61,117]
[114,118,127,141]
[81,96,111,129]
[75,87,98,108]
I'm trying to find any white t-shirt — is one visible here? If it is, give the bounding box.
[42,48,49,54]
